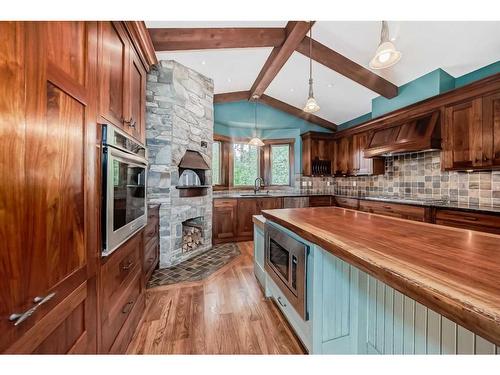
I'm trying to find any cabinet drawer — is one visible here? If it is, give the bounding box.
[435,209,500,234]
[143,238,159,275]
[214,198,237,208]
[334,197,359,209]
[309,196,332,207]
[101,272,142,353]
[358,201,425,222]
[101,232,141,316]
[143,219,158,248]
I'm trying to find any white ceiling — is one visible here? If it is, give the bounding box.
[147,21,500,125]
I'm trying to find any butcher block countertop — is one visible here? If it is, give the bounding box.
[261,207,500,346]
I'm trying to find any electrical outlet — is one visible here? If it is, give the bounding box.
[352,181,357,187]
[308,181,312,187]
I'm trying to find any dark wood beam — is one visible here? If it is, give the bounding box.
[214,91,251,104]
[148,28,286,51]
[296,36,398,99]
[249,21,314,100]
[259,94,337,131]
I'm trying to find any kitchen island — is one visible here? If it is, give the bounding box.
[256,207,500,354]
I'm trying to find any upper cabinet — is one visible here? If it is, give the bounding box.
[99,21,148,144]
[301,132,336,176]
[442,92,500,171]
[334,136,351,176]
[351,132,385,176]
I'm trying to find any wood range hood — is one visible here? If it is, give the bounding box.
[363,111,441,158]
[178,150,210,170]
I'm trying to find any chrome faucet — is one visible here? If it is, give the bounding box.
[254,177,264,194]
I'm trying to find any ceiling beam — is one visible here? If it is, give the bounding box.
[296,36,398,98]
[214,91,251,104]
[249,21,314,100]
[148,27,286,51]
[259,94,337,131]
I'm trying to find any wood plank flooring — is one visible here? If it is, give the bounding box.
[127,241,305,354]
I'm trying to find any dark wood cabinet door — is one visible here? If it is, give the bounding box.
[213,200,238,243]
[482,92,500,167]
[258,197,283,212]
[443,98,483,170]
[309,196,332,207]
[335,137,351,175]
[0,22,98,354]
[99,21,128,131]
[237,199,259,239]
[128,45,146,143]
[352,133,372,175]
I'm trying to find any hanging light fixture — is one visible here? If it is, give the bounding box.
[303,22,320,113]
[248,101,265,147]
[369,21,402,70]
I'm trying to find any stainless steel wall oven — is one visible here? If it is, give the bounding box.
[265,222,309,320]
[101,124,147,256]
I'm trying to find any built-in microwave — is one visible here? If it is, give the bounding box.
[101,124,148,256]
[265,222,309,320]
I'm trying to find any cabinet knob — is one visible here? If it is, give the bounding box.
[121,260,134,271]
[122,301,134,314]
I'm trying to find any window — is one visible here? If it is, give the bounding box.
[212,141,221,185]
[233,143,259,186]
[270,144,290,185]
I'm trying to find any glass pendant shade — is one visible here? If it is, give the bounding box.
[248,137,265,147]
[248,102,264,147]
[369,41,402,69]
[369,21,402,70]
[304,96,320,113]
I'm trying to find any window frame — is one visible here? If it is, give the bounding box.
[213,134,294,190]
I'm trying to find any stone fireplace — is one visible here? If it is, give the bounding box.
[146,60,214,267]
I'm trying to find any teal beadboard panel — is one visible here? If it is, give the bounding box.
[313,247,360,354]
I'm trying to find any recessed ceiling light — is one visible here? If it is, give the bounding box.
[201,60,206,65]
[227,77,232,83]
[290,88,295,92]
[327,83,334,88]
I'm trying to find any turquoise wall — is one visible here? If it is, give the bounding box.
[214,101,332,175]
[339,61,500,130]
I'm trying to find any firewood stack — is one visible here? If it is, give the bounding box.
[182,225,202,252]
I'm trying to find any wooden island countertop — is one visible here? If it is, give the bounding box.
[262,207,500,346]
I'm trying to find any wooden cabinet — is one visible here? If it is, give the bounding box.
[283,196,310,208]
[99,21,147,144]
[143,206,159,284]
[333,197,359,210]
[309,195,332,207]
[442,98,483,170]
[258,197,283,211]
[482,92,500,168]
[0,21,155,354]
[443,90,500,171]
[302,132,336,176]
[351,132,385,176]
[237,199,259,240]
[0,22,98,354]
[334,136,352,176]
[358,200,426,222]
[435,209,500,235]
[213,199,238,244]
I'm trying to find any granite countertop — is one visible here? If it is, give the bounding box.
[213,191,500,214]
[262,207,500,346]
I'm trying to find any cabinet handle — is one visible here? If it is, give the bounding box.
[9,292,56,326]
[122,117,132,125]
[122,260,134,271]
[277,296,287,308]
[129,119,136,129]
[122,301,134,314]
[147,256,154,264]
[383,205,392,210]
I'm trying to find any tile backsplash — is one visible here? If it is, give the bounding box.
[333,151,500,206]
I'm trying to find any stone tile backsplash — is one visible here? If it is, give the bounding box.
[333,151,500,206]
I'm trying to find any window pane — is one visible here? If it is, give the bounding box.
[233,143,259,186]
[271,144,290,185]
[212,141,221,185]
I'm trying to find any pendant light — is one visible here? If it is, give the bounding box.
[248,102,265,147]
[303,22,320,113]
[369,21,402,70]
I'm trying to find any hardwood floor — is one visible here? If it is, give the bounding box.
[127,241,305,354]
